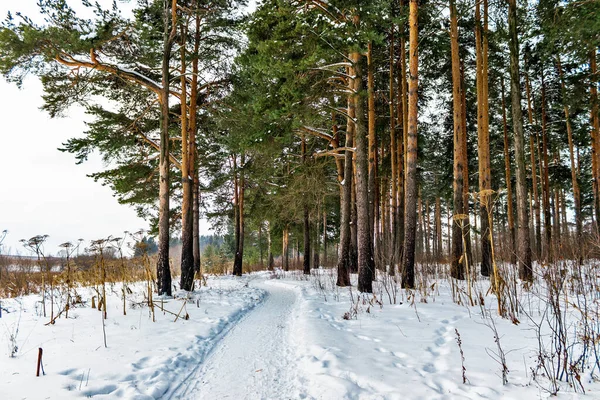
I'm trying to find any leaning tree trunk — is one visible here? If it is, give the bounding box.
[401,0,419,289]
[156,0,176,296]
[508,0,532,281]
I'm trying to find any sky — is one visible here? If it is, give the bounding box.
[0,0,225,256]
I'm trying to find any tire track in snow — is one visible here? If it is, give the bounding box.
[168,280,308,400]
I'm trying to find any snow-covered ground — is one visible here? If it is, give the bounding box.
[1,269,598,399]
[0,276,265,399]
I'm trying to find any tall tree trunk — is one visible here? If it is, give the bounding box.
[368,42,378,266]
[302,135,311,275]
[557,56,582,262]
[268,221,274,271]
[541,76,553,262]
[508,0,532,281]
[179,24,195,291]
[314,205,320,269]
[401,0,418,289]
[156,0,176,296]
[386,33,398,270]
[303,207,311,274]
[425,198,431,261]
[283,224,289,271]
[501,78,516,264]
[435,196,442,261]
[460,62,473,270]
[191,14,201,277]
[399,0,408,266]
[354,51,376,293]
[350,164,359,273]
[233,154,245,276]
[590,51,600,233]
[337,81,354,286]
[525,70,541,260]
[323,211,328,266]
[476,0,492,276]
[450,0,465,280]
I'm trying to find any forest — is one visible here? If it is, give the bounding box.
[0,0,597,294]
[1,0,600,397]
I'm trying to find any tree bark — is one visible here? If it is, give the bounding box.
[541,76,553,262]
[156,0,176,296]
[354,51,376,293]
[508,0,532,281]
[401,0,418,289]
[501,78,516,264]
[450,0,465,280]
[476,0,492,276]
[524,70,541,260]
[191,14,201,277]
[283,224,289,271]
[179,23,195,291]
[367,41,378,267]
[337,88,353,286]
[232,154,245,276]
[590,51,600,233]
[557,56,582,262]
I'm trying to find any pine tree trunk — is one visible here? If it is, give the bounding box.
[354,51,376,293]
[425,198,431,261]
[476,0,492,276]
[508,0,532,281]
[399,0,408,266]
[557,57,582,262]
[233,154,245,276]
[191,14,201,277]
[460,62,473,271]
[450,0,465,280]
[524,71,541,260]
[179,24,195,291]
[323,211,327,266]
[268,222,274,271]
[435,196,442,261]
[368,41,378,268]
[590,51,600,234]
[337,77,354,286]
[541,77,553,262]
[350,169,359,274]
[303,206,311,275]
[501,78,516,264]
[401,0,418,289]
[283,225,289,271]
[156,0,175,296]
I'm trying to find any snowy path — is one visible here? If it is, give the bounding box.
[168,280,308,400]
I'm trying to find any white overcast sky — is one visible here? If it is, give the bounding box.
[0,0,246,255]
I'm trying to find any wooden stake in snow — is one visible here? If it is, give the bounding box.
[36,348,44,377]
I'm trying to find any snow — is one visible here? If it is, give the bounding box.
[0,276,264,399]
[1,269,599,399]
